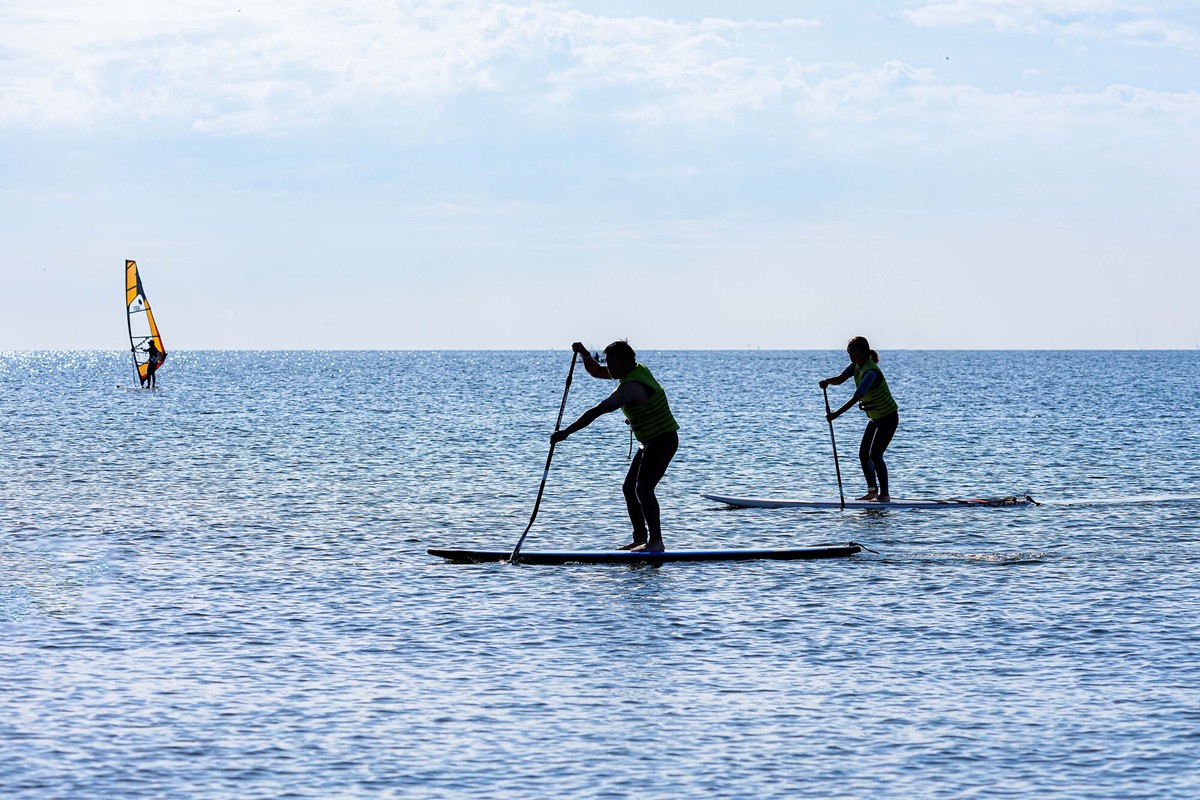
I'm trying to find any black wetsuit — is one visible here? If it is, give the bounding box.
[622,430,678,544]
[859,412,899,496]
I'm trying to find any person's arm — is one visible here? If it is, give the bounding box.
[572,342,611,379]
[551,381,650,443]
[828,368,877,420]
[819,364,854,389]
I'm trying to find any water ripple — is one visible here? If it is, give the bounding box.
[2,351,1199,798]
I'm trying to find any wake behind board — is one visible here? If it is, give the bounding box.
[429,544,863,565]
[703,493,1037,510]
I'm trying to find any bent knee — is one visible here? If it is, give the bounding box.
[635,482,660,501]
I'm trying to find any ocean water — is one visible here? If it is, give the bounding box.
[2,350,1198,799]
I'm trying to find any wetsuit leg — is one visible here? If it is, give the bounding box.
[622,448,649,543]
[627,431,678,541]
[858,423,878,491]
[863,412,899,496]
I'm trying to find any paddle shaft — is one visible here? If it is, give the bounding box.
[509,351,578,562]
[823,385,846,510]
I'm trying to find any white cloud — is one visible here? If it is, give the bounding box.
[0,1,820,132]
[905,0,1199,47]
[2,0,1196,166]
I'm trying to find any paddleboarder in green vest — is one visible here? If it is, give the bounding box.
[551,340,680,552]
[820,336,899,503]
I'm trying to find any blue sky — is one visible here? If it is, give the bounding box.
[2,1,1197,349]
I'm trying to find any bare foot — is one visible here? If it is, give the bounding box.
[617,540,647,551]
[856,490,878,501]
[631,540,665,553]
[874,495,891,503]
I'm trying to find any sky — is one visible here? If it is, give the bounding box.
[2,0,1197,350]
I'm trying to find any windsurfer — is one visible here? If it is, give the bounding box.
[143,341,165,389]
[550,340,680,552]
[820,336,899,503]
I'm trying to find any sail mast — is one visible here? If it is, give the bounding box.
[126,260,140,382]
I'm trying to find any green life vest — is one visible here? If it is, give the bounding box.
[619,364,680,443]
[853,359,898,420]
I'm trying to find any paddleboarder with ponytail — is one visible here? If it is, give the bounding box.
[551,340,680,552]
[820,336,899,503]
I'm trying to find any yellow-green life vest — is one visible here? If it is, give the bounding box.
[853,359,898,420]
[619,364,680,443]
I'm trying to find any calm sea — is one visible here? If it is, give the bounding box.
[2,350,1198,799]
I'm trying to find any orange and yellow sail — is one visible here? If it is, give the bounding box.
[125,260,167,383]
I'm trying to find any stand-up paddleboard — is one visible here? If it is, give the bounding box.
[703,493,1037,510]
[429,543,863,565]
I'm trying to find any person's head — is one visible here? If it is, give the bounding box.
[603,340,637,379]
[846,336,878,365]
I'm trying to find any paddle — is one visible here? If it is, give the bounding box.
[822,385,846,510]
[508,351,579,563]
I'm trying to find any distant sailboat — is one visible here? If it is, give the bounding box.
[125,260,167,387]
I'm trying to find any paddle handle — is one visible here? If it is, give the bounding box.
[509,351,578,562]
[823,385,846,511]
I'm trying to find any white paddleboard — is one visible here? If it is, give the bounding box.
[702,493,1037,510]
